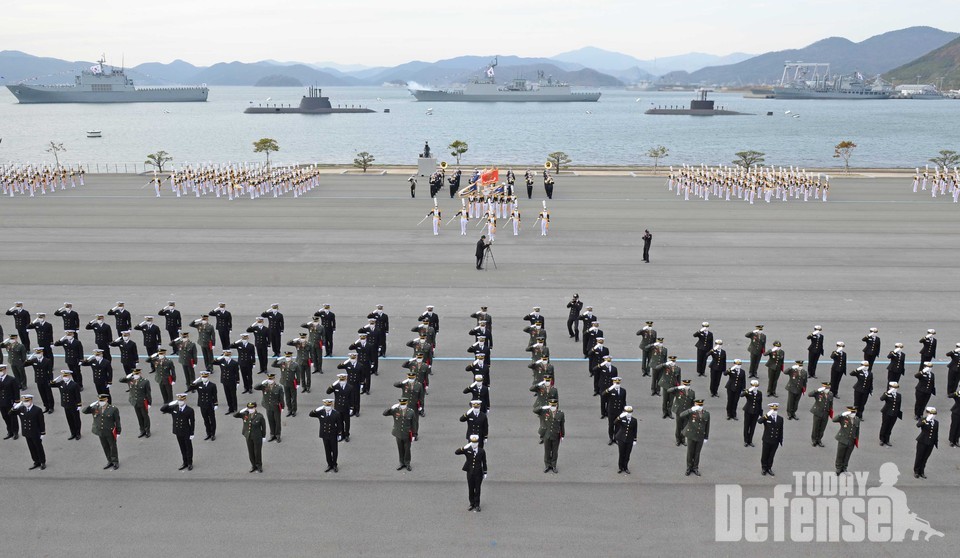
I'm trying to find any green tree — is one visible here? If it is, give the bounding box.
[253,138,279,167]
[929,149,960,169]
[46,141,66,169]
[646,145,669,174]
[145,150,173,173]
[733,150,765,169]
[547,151,572,173]
[353,151,375,172]
[833,140,857,174]
[449,140,469,166]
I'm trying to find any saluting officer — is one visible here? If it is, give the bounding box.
[190,315,216,372]
[637,320,656,376]
[914,407,939,478]
[213,350,239,414]
[806,325,824,378]
[460,400,488,448]
[384,397,417,471]
[724,360,746,420]
[886,342,906,384]
[784,360,808,420]
[254,372,284,442]
[109,331,139,376]
[533,398,565,473]
[758,403,784,476]
[315,304,336,357]
[228,335,255,394]
[157,302,181,352]
[613,405,638,474]
[160,393,196,470]
[745,325,766,378]
[83,393,122,470]
[234,402,266,473]
[455,434,488,512]
[808,381,834,447]
[10,394,46,469]
[309,398,342,472]
[833,405,861,474]
[85,314,113,361]
[50,370,82,440]
[134,316,162,371]
[208,303,233,350]
[878,381,902,447]
[261,304,285,358]
[679,399,710,476]
[186,370,218,440]
[107,302,132,337]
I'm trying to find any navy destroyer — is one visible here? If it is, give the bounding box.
[5,56,208,104]
[409,58,601,103]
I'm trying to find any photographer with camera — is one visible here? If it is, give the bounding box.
[475,235,491,270]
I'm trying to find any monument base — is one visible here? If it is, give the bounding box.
[417,157,437,178]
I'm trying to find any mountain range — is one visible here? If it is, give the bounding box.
[885,35,960,89]
[1,27,958,89]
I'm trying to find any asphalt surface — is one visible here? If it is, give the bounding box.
[0,173,957,556]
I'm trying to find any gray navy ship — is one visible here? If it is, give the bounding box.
[409,58,600,103]
[5,56,208,104]
[770,62,892,100]
[244,86,375,114]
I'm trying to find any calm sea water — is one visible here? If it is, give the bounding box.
[0,86,958,169]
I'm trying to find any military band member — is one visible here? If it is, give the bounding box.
[764,340,784,397]
[534,398,564,473]
[85,314,113,361]
[10,394,45,469]
[861,328,881,372]
[460,400,488,448]
[7,302,32,351]
[327,373,357,441]
[160,393,196,470]
[878,381,902,446]
[157,302,181,352]
[914,407,939,478]
[150,349,176,407]
[109,331,138,376]
[234,402,266,473]
[537,205,550,236]
[566,294,583,341]
[724,359,746,420]
[228,335,255,394]
[784,360,808,420]
[261,304,285,358]
[254,373,284,442]
[134,316,162,371]
[54,330,84,388]
[605,377,627,442]
[3,334,28,390]
[808,382,834,447]
[886,342,906,384]
[24,348,55,413]
[919,329,937,372]
[745,325,766,378]
[245,317,271,374]
[49,370,82,440]
[758,403,784,476]
[314,304,336,357]
[914,363,936,420]
[806,325,824,378]
[173,331,197,388]
[679,399,710,476]
[693,322,713,377]
[849,361,874,419]
[213,350,240,414]
[384,397,417,471]
[83,393,121,470]
[309,398,342,472]
[455,434,488,512]
[833,405,860,474]
[208,302,233,349]
[54,302,80,334]
[829,342,847,397]
[190,315,217,372]
[272,352,299,417]
[0,365,20,439]
[465,374,490,413]
[186,371,218,440]
[741,379,763,447]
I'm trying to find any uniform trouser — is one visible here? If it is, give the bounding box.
[607,414,617,440]
[201,345,214,371]
[297,366,311,391]
[200,405,216,436]
[256,344,268,373]
[246,436,262,468]
[166,329,179,351]
[710,370,722,396]
[685,439,703,471]
[835,442,855,472]
[641,351,650,376]
[135,403,150,434]
[182,364,196,386]
[914,442,935,474]
[675,415,687,445]
[947,369,959,395]
[865,354,876,372]
[240,364,253,392]
[949,415,960,444]
[811,415,829,443]
[767,368,780,395]
[66,359,83,387]
[544,437,560,468]
[321,436,338,467]
[177,434,193,465]
[526,184,533,199]
[617,440,633,470]
[599,392,610,416]
[223,381,238,412]
[323,332,334,357]
[64,406,81,437]
[879,414,898,444]
[159,382,173,406]
[696,350,708,376]
[94,380,111,404]
[26,435,45,465]
[592,373,601,395]
[661,391,673,417]
[99,433,118,464]
[121,360,136,376]
[808,352,820,377]
[915,391,932,420]
[337,408,351,437]
[1,405,16,435]
[567,316,578,340]
[266,407,281,437]
[36,380,55,411]
[545,184,553,198]
[829,370,843,397]
[269,330,281,357]
[145,345,158,371]
[787,391,801,417]
[853,391,869,418]
[748,353,760,377]
[359,368,371,394]
[217,330,230,350]
[743,412,759,443]
[642,245,650,262]
[651,368,662,395]
[311,346,323,373]
[726,390,739,418]
[12,364,27,389]
[17,329,30,351]
[467,472,483,506]
[761,442,779,470]
[396,436,412,465]
[283,384,297,414]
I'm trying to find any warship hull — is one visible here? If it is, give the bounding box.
[5,85,208,104]
[771,88,889,100]
[410,89,600,102]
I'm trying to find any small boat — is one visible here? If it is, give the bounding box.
[86,130,102,138]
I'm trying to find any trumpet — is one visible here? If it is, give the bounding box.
[440,161,448,169]
[544,160,553,169]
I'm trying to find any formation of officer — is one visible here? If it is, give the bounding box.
[0,164,85,197]
[159,164,322,200]
[666,164,831,204]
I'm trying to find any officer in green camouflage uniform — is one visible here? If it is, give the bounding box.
[530,375,558,442]
[190,315,216,372]
[784,360,808,420]
[668,379,696,446]
[118,368,152,437]
[833,405,861,474]
[808,381,834,447]
[764,340,785,397]
[300,316,324,379]
[272,352,299,417]
[175,332,198,386]
[647,338,668,396]
[150,349,177,410]
[679,398,710,476]
[83,393,122,469]
[254,372,284,442]
[393,372,424,437]
[383,397,417,471]
[637,321,656,377]
[656,356,682,418]
[234,402,266,472]
[533,398,565,473]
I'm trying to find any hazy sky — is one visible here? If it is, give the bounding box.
[4,0,957,66]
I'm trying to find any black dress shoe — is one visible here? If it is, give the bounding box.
[179,464,188,470]
[692,469,701,476]
[268,436,277,442]
[624,468,630,474]
[210,435,216,441]
[138,433,146,438]
[204,435,211,441]
[75,433,80,440]
[104,463,113,470]
[914,472,920,478]
[257,467,263,473]
[4,434,13,440]
[145,432,150,438]
[68,435,76,440]
[618,469,623,474]
[250,467,257,473]
[325,466,333,472]
[468,505,475,511]
[30,463,41,470]
[112,463,119,470]
[406,465,412,471]
[919,473,926,479]
[761,469,768,476]
[187,464,193,471]
[608,440,614,446]
[45,408,54,414]
[474,506,481,512]
[276,436,281,443]
[333,466,338,472]
[685,470,692,476]
[768,469,775,476]
[544,467,551,473]
[397,465,405,471]
[40,463,46,470]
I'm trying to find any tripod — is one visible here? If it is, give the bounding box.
[482,244,497,270]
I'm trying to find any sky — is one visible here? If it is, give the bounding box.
[3,0,958,67]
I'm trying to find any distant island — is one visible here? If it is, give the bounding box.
[255,75,303,87]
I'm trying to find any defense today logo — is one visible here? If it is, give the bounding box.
[715,463,944,542]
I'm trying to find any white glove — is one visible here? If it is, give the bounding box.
[349,409,355,416]
[391,403,399,409]
[115,435,120,440]
[483,474,487,479]
[170,382,175,387]
[167,401,176,406]
[189,435,194,440]
[315,406,323,412]
[40,435,44,440]
[213,405,218,411]
[261,380,268,385]
[632,441,637,446]
[262,437,266,442]
[337,435,342,441]
[842,411,851,417]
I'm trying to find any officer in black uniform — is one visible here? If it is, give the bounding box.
[309,398,342,472]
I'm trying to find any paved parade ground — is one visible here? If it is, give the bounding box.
[1,172,958,556]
